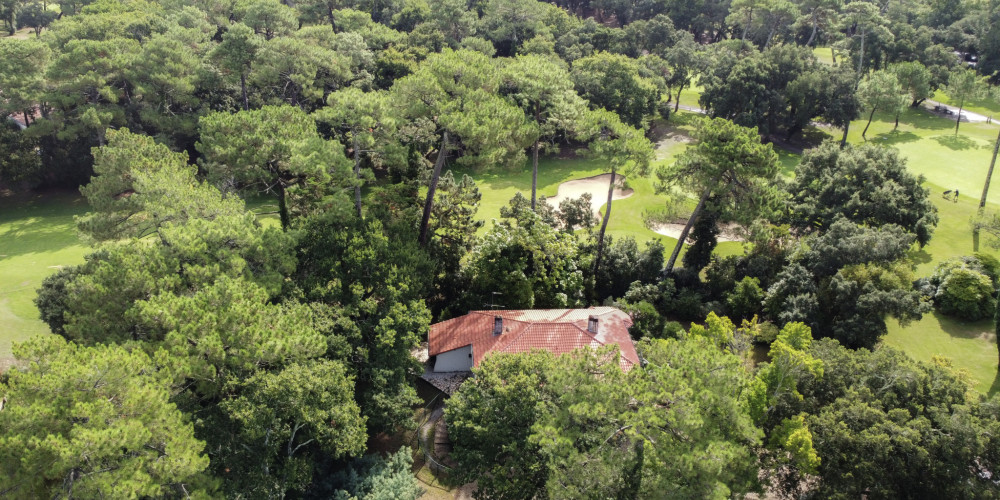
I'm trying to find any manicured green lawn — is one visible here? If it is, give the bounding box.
[0,192,88,364]
[810,106,1000,394]
[811,46,836,66]
[842,107,1000,205]
[882,179,1000,394]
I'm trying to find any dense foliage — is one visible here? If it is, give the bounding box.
[2,0,1000,496]
[788,140,939,247]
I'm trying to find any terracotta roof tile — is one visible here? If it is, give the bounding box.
[428,307,638,369]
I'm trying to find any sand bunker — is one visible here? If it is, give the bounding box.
[652,222,745,243]
[543,173,634,216]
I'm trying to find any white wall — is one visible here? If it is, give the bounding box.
[434,345,473,372]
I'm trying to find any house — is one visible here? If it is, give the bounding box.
[427,307,638,372]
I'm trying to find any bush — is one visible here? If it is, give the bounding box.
[619,300,666,339]
[313,450,421,500]
[665,288,707,321]
[925,256,999,320]
[681,208,720,273]
[663,321,685,339]
[936,267,996,320]
[657,99,672,120]
[753,321,780,345]
[727,277,764,321]
[594,236,664,301]
[705,255,739,301]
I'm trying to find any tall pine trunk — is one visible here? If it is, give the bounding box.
[955,99,965,136]
[994,295,1000,368]
[861,106,876,140]
[353,134,363,218]
[240,73,249,111]
[592,168,617,276]
[674,83,686,113]
[764,24,777,48]
[418,131,449,247]
[664,188,712,273]
[980,128,1000,209]
[276,181,289,230]
[531,101,541,211]
[840,122,850,148]
[806,15,818,46]
[857,30,865,75]
[531,139,539,210]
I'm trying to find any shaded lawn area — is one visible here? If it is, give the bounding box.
[0,191,88,363]
[884,313,997,394]
[0,27,37,40]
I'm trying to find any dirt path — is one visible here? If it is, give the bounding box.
[542,173,634,216]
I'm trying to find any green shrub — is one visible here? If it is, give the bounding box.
[666,288,707,321]
[619,300,666,339]
[753,321,780,345]
[936,267,996,320]
[727,276,764,321]
[663,321,685,339]
[927,256,998,320]
[657,99,671,120]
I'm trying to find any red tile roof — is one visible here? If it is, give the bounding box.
[428,307,638,370]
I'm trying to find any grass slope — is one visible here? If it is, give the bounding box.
[0,192,87,364]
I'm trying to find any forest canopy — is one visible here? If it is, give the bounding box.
[1,0,999,497]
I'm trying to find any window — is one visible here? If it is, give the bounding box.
[588,316,598,333]
[494,316,503,335]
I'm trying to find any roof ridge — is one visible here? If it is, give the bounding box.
[495,322,533,353]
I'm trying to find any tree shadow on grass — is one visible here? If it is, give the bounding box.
[932,311,994,341]
[934,134,981,151]
[874,130,920,146]
[989,368,1000,397]
[904,108,957,131]
[908,246,933,269]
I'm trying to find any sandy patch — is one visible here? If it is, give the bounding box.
[652,221,745,243]
[542,173,634,216]
[647,121,694,160]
